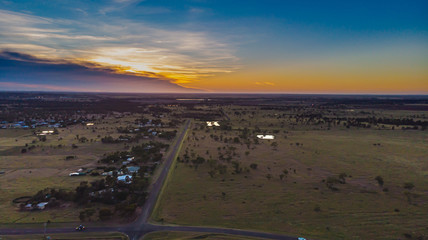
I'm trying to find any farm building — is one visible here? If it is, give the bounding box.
[257,135,275,140]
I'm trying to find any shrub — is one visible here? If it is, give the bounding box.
[403,182,415,190]
[375,176,384,186]
[99,208,112,221]
[314,205,321,212]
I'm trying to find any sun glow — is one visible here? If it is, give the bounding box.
[90,57,155,73]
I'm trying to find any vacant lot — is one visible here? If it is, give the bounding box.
[153,106,428,240]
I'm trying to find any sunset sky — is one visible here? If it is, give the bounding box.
[0,0,427,93]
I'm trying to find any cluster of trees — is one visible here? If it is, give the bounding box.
[24,171,150,220]
[158,130,177,140]
[147,106,171,114]
[131,142,168,163]
[100,142,168,165]
[175,111,222,120]
[100,151,130,164]
[101,135,132,143]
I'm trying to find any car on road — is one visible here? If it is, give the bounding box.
[75,225,85,231]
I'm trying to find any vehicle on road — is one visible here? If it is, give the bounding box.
[75,225,86,231]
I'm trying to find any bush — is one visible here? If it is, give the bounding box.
[79,211,86,221]
[250,163,258,170]
[314,205,321,212]
[375,176,384,186]
[338,173,347,184]
[326,176,340,191]
[99,208,112,221]
[403,182,414,190]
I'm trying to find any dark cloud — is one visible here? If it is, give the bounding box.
[0,51,198,92]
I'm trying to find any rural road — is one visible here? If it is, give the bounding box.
[0,119,299,240]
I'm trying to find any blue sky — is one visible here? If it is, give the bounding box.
[0,0,427,93]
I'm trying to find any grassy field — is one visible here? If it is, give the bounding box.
[152,106,428,240]
[0,232,128,240]
[0,114,173,224]
[142,231,266,240]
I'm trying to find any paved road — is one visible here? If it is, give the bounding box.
[135,119,191,225]
[128,119,191,237]
[0,119,299,240]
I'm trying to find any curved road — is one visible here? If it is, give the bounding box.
[0,119,299,240]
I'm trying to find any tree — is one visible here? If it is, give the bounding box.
[326,176,340,191]
[208,170,215,178]
[403,182,414,190]
[231,161,242,174]
[79,211,86,221]
[279,174,285,180]
[375,176,384,186]
[314,205,321,212]
[271,142,278,149]
[250,163,258,170]
[266,174,272,180]
[338,173,347,184]
[85,208,96,221]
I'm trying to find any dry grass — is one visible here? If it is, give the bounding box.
[153,107,428,240]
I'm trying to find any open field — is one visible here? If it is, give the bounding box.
[153,106,428,240]
[142,231,267,240]
[0,232,128,240]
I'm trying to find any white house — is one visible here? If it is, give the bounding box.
[117,175,133,183]
[36,202,49,210]
[256,135,275,140]
[206,121,220,127]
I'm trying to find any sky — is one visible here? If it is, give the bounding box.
[0,0,427,93]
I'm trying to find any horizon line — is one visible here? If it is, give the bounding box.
[0,90,427,96]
